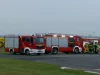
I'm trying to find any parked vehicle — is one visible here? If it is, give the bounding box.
[35,33,84,54]
[82,37,100,45]
[5,35,45,55]
[0,37,5,48]
[82,37,100,53]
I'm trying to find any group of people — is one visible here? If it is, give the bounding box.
[84,41,100,54]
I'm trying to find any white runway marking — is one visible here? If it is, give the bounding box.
[85,71,100,74]
[61,67,100,74]
[61,67,72,69]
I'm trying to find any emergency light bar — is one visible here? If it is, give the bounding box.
[61,35,65,37]
[70,36,73,38]
[53,35,57,37]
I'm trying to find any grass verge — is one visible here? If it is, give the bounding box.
[0,58,98,75]
[0,47,8,54]
[0,47,6,54]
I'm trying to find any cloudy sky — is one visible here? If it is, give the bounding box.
[0,0,100,36]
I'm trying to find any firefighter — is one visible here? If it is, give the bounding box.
[97,43,100,54]
[94,42,98,54]
[88,41,94,53]
[84,43,89,53]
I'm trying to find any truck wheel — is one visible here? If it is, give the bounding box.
[51,48,58,54]
[10,49,16,55]
[74,48,79,54]
[25,50,30,55]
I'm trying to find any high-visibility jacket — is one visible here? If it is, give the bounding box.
[97,44,100,50]
[84,44,89,52]
[97,44,100,54]
[88,44,94,50]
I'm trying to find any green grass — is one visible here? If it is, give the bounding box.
[0,47,7,54]
[0,58,98,75]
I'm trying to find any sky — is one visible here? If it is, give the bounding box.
[0,0,100,36]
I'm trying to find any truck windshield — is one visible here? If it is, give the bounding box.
[34,37,44,44]
[69,38,74,42]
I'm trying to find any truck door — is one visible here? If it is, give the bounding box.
[22,37,33,48]
[26,37,33,48]
[77,37,83,47]
[69,37,75,47]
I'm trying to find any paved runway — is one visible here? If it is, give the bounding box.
[0,54,100,73]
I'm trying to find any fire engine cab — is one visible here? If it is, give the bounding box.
[36,33,84,54]
[4,35,45,55]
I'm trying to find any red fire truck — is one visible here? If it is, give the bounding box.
[81,37,100,53]
[82,37,100,46]
[35,33,84,54]
[4,35,45,55]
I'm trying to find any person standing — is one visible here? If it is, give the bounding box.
[94,42,98,54]
[88,41,94,53]
[84,43,89,53]
[97,43,100,54]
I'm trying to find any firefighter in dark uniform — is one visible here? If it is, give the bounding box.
[88,41,94,53]
[94,42,98,54]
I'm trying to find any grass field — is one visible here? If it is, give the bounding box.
[0,47,7,54]
[0,48,99,75]
[0,58,98,75]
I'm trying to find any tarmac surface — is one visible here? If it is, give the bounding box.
[0,53,100,73]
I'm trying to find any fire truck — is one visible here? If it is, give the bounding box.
[81,37,100,53]
[4,35,45,55]
[35,33,84,54]
[82,37,100,46]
